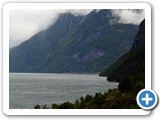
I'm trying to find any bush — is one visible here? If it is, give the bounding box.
[59,101,75,109]
[52,103,59,109]
[85,94,93,103]
[118,76,135,93]
[34,104,41,109]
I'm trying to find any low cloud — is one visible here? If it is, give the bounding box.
[9,9,144,47]
[9,9,93,47]
[111,9,145,25]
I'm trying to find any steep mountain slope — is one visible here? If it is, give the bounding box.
[10,10,138,73]
[100,19,145,82]
[10,13,84,72]
[33,20,145,109]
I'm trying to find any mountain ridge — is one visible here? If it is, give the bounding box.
[9,10,138,73]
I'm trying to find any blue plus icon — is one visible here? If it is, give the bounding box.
[137,89,158,110]
[142,93,153,105]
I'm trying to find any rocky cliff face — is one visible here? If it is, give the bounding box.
[100,19,145,82]
[130,19,145,51]
[9,10,138,73]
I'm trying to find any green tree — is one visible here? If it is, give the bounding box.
[34,105,41,109]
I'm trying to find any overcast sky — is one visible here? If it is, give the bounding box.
[9,9,144,47]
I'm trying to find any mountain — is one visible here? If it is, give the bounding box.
[33,20,145,109]
[9,9,138,73]
[99,19,145,83]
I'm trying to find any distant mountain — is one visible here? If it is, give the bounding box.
[100,19,145,82]
[9,9,138,73]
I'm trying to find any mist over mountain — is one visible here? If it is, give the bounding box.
[9,9,138,73]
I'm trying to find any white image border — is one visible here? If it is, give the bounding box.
[3,2,151,115]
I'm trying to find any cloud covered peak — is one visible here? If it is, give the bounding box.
[9,9,144,47]
[111,9,144,25]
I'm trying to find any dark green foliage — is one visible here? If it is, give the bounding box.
[118,73,145,93]
[10,10,138,73]
[34,89,140,109]
[34,104,41,109]
[52,104,59,109]
[85,94,93,103]
[118,77,135,93]
[59,102,75,109]
[42,104,50,109]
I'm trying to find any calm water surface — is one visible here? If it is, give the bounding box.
[9,73,118,109]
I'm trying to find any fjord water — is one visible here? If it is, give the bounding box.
[9,73,118,109]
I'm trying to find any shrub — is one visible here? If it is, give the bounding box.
[52,103,59,109]
[118,76,135,93]
[34,105,41,109]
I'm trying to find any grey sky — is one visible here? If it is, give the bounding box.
[9,9,144,47]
